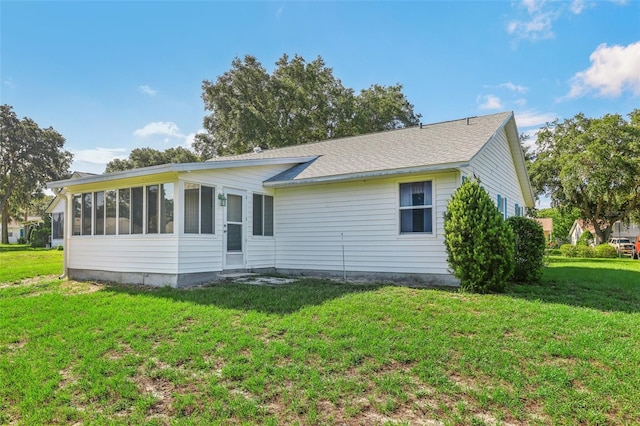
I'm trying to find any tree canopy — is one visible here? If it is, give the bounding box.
[529,110,640,243]
[534,207,581,245]
[194,54,421,158]
[105,147,201,173]
[0,105,73,244]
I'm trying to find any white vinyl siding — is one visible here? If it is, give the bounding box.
[464,128,527,217]
[273,173,456,275]
[176,164,289,272]
[68,236,179,275]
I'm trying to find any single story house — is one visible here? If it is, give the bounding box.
[569,220,594,245]
[47,111,535,287]
[534,218,553,242]
[0,220,23,244]
[570,219,640,245]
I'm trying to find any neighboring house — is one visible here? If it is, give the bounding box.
[534,218,553,242]
[0,217,43,244]
[0,220,23,244]
[569,220,596,245]
[569,220,640,245]
[47,111,535,287]
[611,222,640,240]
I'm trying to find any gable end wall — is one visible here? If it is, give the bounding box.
[464,128,527,217]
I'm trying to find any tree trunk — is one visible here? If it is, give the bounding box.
[1,202,9,244]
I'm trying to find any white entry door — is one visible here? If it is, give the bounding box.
[224,189,245,269]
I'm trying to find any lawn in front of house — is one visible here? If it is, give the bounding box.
[0,251,638,425]
[0,244,63,283]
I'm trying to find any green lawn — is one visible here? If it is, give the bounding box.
[1,247,639,425]
[0,244,63,283]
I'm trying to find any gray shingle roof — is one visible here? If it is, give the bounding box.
[209,111,513,182]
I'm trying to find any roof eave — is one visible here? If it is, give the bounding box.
[47,156,318,189]
[264,162,469,188]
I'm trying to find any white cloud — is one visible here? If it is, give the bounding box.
[521,0,543,14]
[477,94,503,110]
[70,147,128,174]
[133,121,205,151]
[514,98,528,107]
[138,85,157,96]
[570,0,586,14]
[507,11,554,41]
[515,110,558,128]
[72,147,128,164]
[564,41,640,99]
[183,130,205,149]
[134,121,183,138]
[508,0,629,42]
[498,81,528,93]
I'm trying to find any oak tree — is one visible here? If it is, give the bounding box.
[194,54,420,157]
[0,105,73,244]
[529,111,640,243]
[105,147,201,173]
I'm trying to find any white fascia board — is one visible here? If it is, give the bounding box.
[263,162,469,187]
[47,156,318,189]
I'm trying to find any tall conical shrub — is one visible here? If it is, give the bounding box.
[444,179,514,293]
[506,216,546,284]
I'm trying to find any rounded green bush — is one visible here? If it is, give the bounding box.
[444,179,514,293]
[506,216,546,284]
[560,244,577,258]
[594,243,617,258]
[29,227,49,248]
[576,245,594,258]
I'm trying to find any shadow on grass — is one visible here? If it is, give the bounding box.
[103,278,386,315]
[0,244,42,253]
[508,259,640,313]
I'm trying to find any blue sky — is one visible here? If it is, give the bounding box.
[2,0,639,186]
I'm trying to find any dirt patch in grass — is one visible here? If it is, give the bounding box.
[0,276,104,297]
[60,280,105,295]
[0,274,59,287]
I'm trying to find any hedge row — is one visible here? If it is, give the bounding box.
[559,244,618,258]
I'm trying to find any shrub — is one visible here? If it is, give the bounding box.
[56,245,64,251]
[17,237,26,244]
[546,248,561,256]
[576,245,594,258]
[29,227,49,248]
[444,179,514,293]
[594,243,617,258]
[577,231,594,246]
[560,244,577,258]
[506,216,546,284]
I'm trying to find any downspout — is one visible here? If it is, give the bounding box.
[59,191,71,279]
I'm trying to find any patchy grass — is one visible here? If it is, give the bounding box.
[0,253,638,425]
[0,244,63,283]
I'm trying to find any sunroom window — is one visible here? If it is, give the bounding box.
[253,194,274,236]
[399,181,433,233]
[184,183,215,234]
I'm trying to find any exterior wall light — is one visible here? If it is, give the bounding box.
[218,193,227,206]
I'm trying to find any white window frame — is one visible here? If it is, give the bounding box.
[398,179,434,235]
[183,182,215,235]
[252,193,274,237]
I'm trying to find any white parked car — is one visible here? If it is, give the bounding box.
[608,238,635,257]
